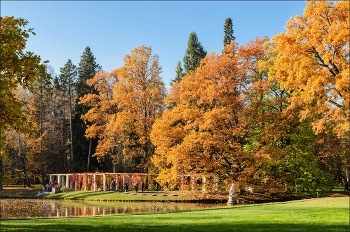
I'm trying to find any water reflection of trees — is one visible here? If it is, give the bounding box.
[1,199,220,218]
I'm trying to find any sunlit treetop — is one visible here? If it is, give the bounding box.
[266,0,349,137]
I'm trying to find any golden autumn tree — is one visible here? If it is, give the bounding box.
[151,39,268,190]
[266,0,349,182]
[267,0,349,137]
[112,45,166,173]
[0,17,46,133]
[79,69,120,171]
[0,16,47,189]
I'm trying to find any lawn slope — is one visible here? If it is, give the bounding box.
[1,197,348,232]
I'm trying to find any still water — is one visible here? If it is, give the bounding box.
[0,199,223,218]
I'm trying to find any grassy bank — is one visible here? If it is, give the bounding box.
[1,186,347,203]
[1,197,348,232]
[0,186,304,203]
[0,186,226,202]
[42,190,228,202]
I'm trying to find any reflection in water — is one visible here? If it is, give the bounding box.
[0,199,223,218]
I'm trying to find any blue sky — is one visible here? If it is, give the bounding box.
[2,1,307,90]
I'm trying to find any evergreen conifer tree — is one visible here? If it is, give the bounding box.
[170,61,185,85]
[57,59,77,173]
[183,32,207,75]
[72,46,101,172]
[223,17,235,47]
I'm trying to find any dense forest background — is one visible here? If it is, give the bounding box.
[1,1,348,194]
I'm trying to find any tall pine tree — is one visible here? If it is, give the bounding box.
[170,61,185,85]
[223,17,235,48]
[183,31,207,75]
[72,46,101,172]
[57,59,77,173]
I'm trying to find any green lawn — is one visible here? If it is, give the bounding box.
[42,190,223,202]
[1,197,348,232]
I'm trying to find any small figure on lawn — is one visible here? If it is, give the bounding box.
[124,182,129,192]
[134,181,139,193]
[111,180,116,191]
[141,180,145,193]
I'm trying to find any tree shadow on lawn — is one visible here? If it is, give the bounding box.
[1,221,348,232]
[45,191,116,200]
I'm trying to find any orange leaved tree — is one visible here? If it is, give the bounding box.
[151,39,268,190]
[266,0,349,181]
[111,45,166,173]
[79,69,120,171]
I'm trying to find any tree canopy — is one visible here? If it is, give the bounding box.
[0,16,47,189]
[183,32,207,75]
[0,16,46,136]
[223,17,235,47]
[170,61,185,85]
[151,40,264,186]
[73,46,101,172]
[266,0,349,138]
[112,45,166,173]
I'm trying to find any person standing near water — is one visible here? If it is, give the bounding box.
[134,181,139,193]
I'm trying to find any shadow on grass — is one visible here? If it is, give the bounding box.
[1,222,349,232]
[45,191,114,200]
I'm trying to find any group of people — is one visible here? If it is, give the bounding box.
[103,179,146,193]
[89,179,162,193]
[131,180,145,193]
[134,181,160,193]
[123,180,159,193]
[44,181,58,192]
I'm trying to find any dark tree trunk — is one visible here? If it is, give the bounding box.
[40,79,44,184]
[69,84,74,173]
[87,138,92,172]
[18,134,30,187]
[0,159,3,190]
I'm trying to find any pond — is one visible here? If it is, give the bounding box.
[0,199,224,218]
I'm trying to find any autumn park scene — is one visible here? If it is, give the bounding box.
[0,1,349,231]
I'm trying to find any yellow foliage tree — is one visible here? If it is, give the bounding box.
[112,45,166,172]
[266,0,349,137]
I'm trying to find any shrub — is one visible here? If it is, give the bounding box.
[60,186,70,192]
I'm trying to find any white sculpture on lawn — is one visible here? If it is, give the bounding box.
[227,183,236,205]
[229,183,235,196]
